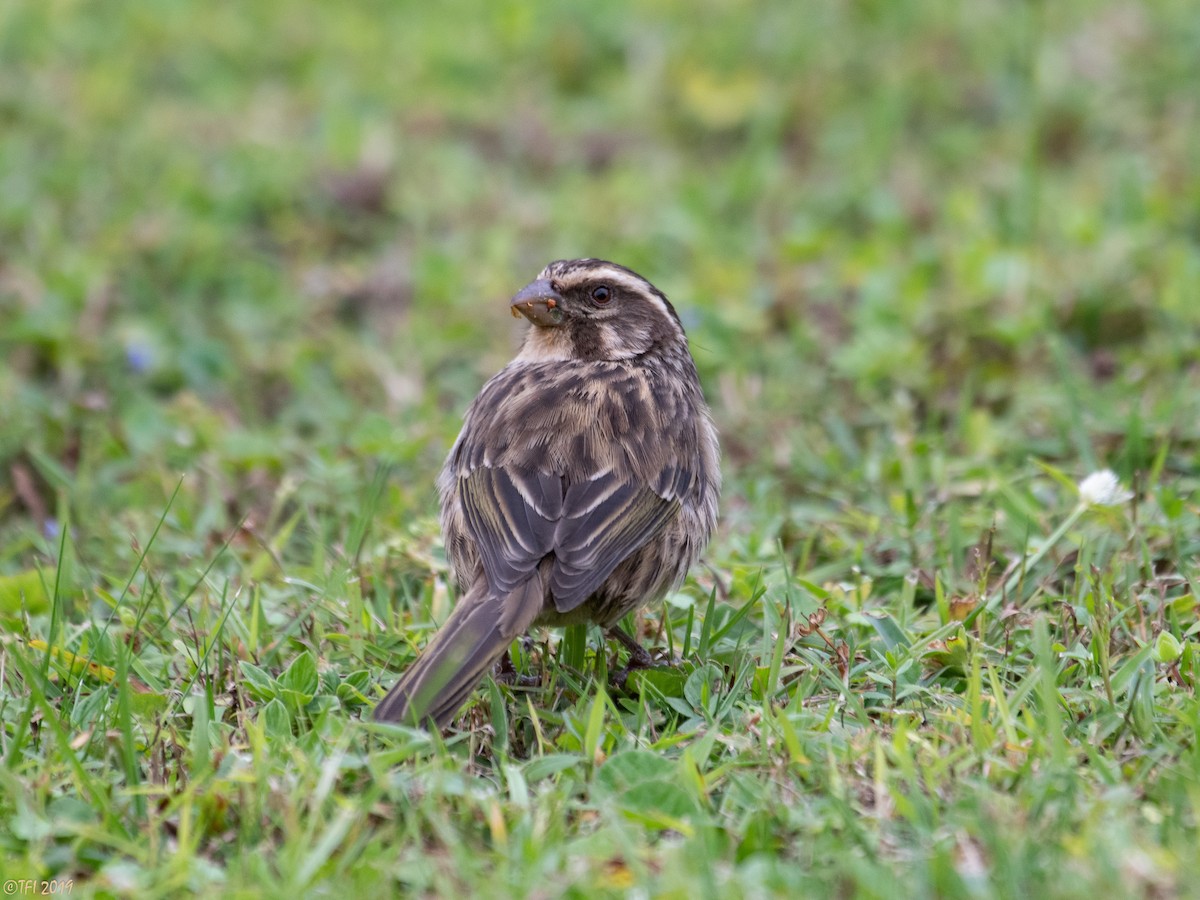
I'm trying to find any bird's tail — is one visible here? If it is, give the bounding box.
[373,571,544,728]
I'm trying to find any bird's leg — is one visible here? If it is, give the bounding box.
[494,649,540,688]
[607,625,655,668]
[607,625,656,691]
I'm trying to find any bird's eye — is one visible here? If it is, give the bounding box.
[591,285,611,305]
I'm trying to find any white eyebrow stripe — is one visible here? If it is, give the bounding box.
[543,265,676,324]
[541,265,647,296]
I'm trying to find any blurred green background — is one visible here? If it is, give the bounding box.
[2,0,1200,556]
[2,0,1200,893]
[3,0,1196,567]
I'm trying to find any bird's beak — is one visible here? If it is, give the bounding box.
[510,279,565,327]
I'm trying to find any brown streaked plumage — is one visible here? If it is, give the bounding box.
[374,259,720,728]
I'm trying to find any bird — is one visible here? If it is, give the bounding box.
[373,258,720,728]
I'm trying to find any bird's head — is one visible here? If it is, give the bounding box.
[510,259,685,362]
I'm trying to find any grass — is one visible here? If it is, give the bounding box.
[2,0,1199,895]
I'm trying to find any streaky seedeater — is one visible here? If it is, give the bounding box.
[374,258,720,728]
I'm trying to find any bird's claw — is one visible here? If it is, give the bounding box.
[494,651,541,688]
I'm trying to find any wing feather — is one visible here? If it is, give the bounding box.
[459,463,687,616]
[461,467,560,596]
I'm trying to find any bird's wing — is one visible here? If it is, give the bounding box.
[459,466,564,596]
[547,472,681,612]
[460,464,690,616]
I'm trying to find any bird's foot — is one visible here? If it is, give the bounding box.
[607,626,656,691]
[494,650,541,688]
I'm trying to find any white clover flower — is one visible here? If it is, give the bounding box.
[1077,469,1133,507]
